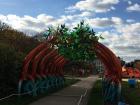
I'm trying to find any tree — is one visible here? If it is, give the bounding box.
[0,43,25,97]
[0,21,39,54]
[44,21,103,62]
[0,21,11,31]
[0,21,39,97]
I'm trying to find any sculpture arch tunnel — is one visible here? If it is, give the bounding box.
[18,41,66,95]
[19,40,122,105]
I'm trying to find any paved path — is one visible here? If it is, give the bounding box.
[29,75,98,105]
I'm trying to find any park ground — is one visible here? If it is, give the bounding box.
[29,75,98,105]
[1,76,140,105]
[88,78,140,105]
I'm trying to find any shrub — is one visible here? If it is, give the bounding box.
[0,43,25,97]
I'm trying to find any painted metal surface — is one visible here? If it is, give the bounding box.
[94,42,122,105]
[18,41,66,95]
[19,41,122,105]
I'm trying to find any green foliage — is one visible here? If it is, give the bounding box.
[88,80,103,105]
[0,21,39,97]
[45,21,102,61]
[0,21,39,54]
[122,81,140,105]
[0,43,25,97]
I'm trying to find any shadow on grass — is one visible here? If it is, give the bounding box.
[87,80,103,105]
[122,81,140,105]
[0,79,79,105]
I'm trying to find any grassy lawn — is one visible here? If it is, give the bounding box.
[87,80,103,105]
[122,81,140,105]
[88,80,140,105]
[0,78,79,105]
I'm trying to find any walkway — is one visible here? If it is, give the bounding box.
[29,75,98,105]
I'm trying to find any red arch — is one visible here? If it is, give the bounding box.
[19,41,66,81]
[20,42,121,82]
[19,41,121,104]
[39,49,57,77]
[30,47,50,80]
[95,42,122,81]
[20,42,48,80]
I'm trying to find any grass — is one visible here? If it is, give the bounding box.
[0,78,79,105]
[122,81,140,105]
[87,80,103,105]
[88,79,140,105]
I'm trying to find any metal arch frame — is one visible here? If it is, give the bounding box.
[53,57,65,76]
[94,42,122,104]
[18,40,66,94]
[95,44,117,77]
[39,49,58,77]
[95,43,122,79]
[48,56,65,76]
[44,55,61,76]
[19,41,122,104]
[20,42,49,80]
[29,46,50,80]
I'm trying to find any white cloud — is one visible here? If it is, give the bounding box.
[80,11,92,17]
[65,6,77,13]
[127,3,140,12]
[61,11,92,21]
[100,22,140,61]
[86,17,123,28]
[119,23,140,35]
[0,14,69,34]
[0,14,99,36]
[0,13,139,61]
[37,14,55,23]
[126,19,135,23]
[0,12,93,34]
[0,15,7,21]
[128,1,132,5]
[66,0,119,13]
[111,6,116,10]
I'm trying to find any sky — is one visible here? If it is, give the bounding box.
[0,0,140,62]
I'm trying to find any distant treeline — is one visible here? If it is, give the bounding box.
[0,21,39,97]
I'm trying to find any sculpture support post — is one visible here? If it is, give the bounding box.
[94,42,122,105]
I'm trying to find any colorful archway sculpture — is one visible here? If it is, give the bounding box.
[94,42,122,105]
[18,40,122,105]
[18,40,66,95]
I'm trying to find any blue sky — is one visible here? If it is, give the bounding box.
[0,0,78,17]
[0,0,140,62]
[0,0,139,20]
